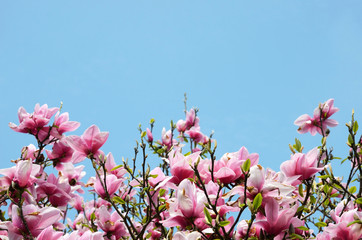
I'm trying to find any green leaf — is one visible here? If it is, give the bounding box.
[347,219,362,227]
[204,207,212,225]
[219,220,230,227]
[353,121,359,134]
[242,158,251,173]
[318,175,329,180]
[141,131,146,138]
[157,148,165,154]
[294,138,302,152]
[298,184,304,198]
[341,157,349,164]
[348,134,354,146]
[296,206,304,213]
[355,198,362,204]
[158,204,166,212]
[90,212,96,221]
[253,193,263,212]
[310,195,316,204]
[323,185,329,194]
[159,188,166,197]
[288,233,304,240]
[315,222,327,228]
[296,226,309,231]
[111,164,123,171]
[112,196,126,205]
[349,186,357,194]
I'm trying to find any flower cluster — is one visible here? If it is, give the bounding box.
[0,99,361,240]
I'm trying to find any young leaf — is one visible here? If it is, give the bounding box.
[353,121,359,134]
[349,186,357,194]
[219,220,230,227]
[113,196,126,205]
[253,193,263,212]
[204,207,212,225]
[242,158,251,173]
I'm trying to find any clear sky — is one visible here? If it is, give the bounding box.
[1,1,362,180]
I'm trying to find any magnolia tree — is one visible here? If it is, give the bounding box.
[0,99,361,240]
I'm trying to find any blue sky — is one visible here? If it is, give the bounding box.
[1,1,362,180]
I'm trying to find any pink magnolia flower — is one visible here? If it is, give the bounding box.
[59,163,86,193]
[104,152,127,178]
[214,147,259,184]
[97,205,129,239]
[9,104,58,134]
[36,173,72,208]
[46,140,74,170]
[173,231,202,240]
[5,204,61,239]
[0,160,41,190]
[321,205,362,240]
[294,98,339,136]
[21,144,37,160]
[235,220,256,240]
[169,150,201,184]
[185,109,199,129]
[94,174,123,199]
[146,128,153,142]
[160,127,176,149]
[280,147,324,181]
[176,119,187,132]
[185,126,209,144]
[254,198,303,239]
[60,230,104,240]
[37,226,63,240]
[51,112,80,139]
[162,179,207,229]
[67,125,109,163]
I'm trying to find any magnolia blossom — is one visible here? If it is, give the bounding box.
[67,125,109,163]
[4,204,61,239]
[280,147,324,181]
[168,150,201,184]
[162,179,207,229]
[96,205,129,239]
[0,160,41,190]
[214,146,259,184]
[50,112,80,139]
[254,198,303,239]
[294,98,339,136]
[94,174,123,199]
[9,104,58,134]
[46,140,74,169]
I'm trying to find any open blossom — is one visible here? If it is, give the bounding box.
[173,232,202,240]
[94,174,123,199]
[67,125,109,163]
[214,146,259,184]
[9,104,59,134]
[4,204,61,239]
[320,201,362,240]
[0,160,41,189]
[168,150,201,184]
[162,179,207,229]
[280,147,324,181]
[295,98,339,136]
[36,173,72,208]
[46,139,74,169]
[96,205,129,239]
[51,112,80,139]
[254,198,303,239]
